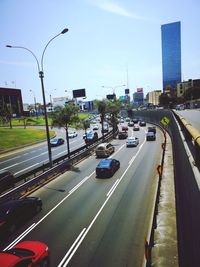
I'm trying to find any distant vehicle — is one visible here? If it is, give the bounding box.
[146,132,156,141]
[121,125,128,131]
[139,121,146,126]
[176,104,185,110]
[133,125,140,131]
[50,137,64,147]
[0,197,42,236]
[125,117,130,122]
[128,121,134,127]
[102,123,109,133]
[126,136,139,147]
[96,158,120,178]
[0,170,15,193]
[132,118,139,124]
[85,131,98,144]
[68,130,78,138]
[0,240,49,267]
[83,130,91,139]
[118,131,128,139]
[95,142,115,158]
[92,124,99,130]
[148,126,156,134]
[119,118,124,123]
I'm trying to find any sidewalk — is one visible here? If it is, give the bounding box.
[151,133,179,266]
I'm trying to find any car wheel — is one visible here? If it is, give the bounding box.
[36,205,42,213]
[41,257,50,267]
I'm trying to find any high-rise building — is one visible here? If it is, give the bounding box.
[161,21,182,93]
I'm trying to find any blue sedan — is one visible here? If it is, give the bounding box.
[96,158,120,178]
[50,138,64,147]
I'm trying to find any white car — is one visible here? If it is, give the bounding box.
[126,136,139,147]
[93,124,99,130]
[68,130,78,138]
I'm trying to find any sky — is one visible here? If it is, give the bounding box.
[0,0,200,104]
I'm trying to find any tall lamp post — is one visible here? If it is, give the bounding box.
[6,27,69,167]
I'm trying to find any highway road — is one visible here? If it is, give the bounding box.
[0,127,89,177]
[175,109,200,131]
[2,123,163,266]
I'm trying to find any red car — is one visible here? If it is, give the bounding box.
[0,241,49,267]
[121,125,128,132]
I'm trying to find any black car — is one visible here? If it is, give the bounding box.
[146,132,156,141]
[139,121,146,126]
[118,131,128,139]
[0,170,15,193]
[148,126,156,134]
[0,197,42,236]
[50,138,64,147]
[85,131,98,144]
[132,118,139,124]
[96,158,120,178]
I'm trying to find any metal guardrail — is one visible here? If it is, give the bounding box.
[173,111,200,168]
[0,130,114,203]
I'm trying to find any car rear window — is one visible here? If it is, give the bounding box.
[98,160,111,167]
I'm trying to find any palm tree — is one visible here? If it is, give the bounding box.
[95,100,106,138]
[106,100,121,136]
[51,104,80,157]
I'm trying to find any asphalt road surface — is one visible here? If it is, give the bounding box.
[2,123,163,267]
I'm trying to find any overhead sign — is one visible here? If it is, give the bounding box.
[119,95,128,100]
[125,88,129,94]
[161,116,170,126]
[73,88,86,98]
[137,88,143,93]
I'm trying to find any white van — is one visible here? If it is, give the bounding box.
[95,143,115,158]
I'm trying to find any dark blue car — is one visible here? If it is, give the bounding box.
[96,158,120,178]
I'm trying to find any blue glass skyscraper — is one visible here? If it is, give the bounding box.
[161,21,182,92]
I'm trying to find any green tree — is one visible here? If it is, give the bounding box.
[95,100,106,138]
[106,100,121,136]
[51,104,80,157]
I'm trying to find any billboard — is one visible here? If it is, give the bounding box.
[125,88,129,94]
[106,94,116,100]
[137,88,143,93]
[119,95,128,100]
[72,88,86,98]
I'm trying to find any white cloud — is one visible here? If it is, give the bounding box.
[88,0,144,19]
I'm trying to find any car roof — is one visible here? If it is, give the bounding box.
[97,142,110,147]
[97,158,113,166]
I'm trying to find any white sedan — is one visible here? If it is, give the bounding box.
[126,136,139,147]
[68,130,78,138]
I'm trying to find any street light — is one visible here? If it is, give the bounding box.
[6,27,69,168]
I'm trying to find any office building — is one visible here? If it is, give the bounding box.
[133,88,144,106]
[161,21,182,93]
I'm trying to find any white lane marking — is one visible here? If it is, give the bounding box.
[5,173,94,250]
[69,175,91,194]
[4,223,36,251]
[14,162,42,175]
[58,139,147,266]
[57,228,87,267]
[106,179,120,197]
[0,156,20,164]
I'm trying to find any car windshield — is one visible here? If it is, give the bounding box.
[98,160,111,167]
[87,133,93,138]
[7,248,35,257]
[51,138,58,142]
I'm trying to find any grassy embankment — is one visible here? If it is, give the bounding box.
[0,113,90,152]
